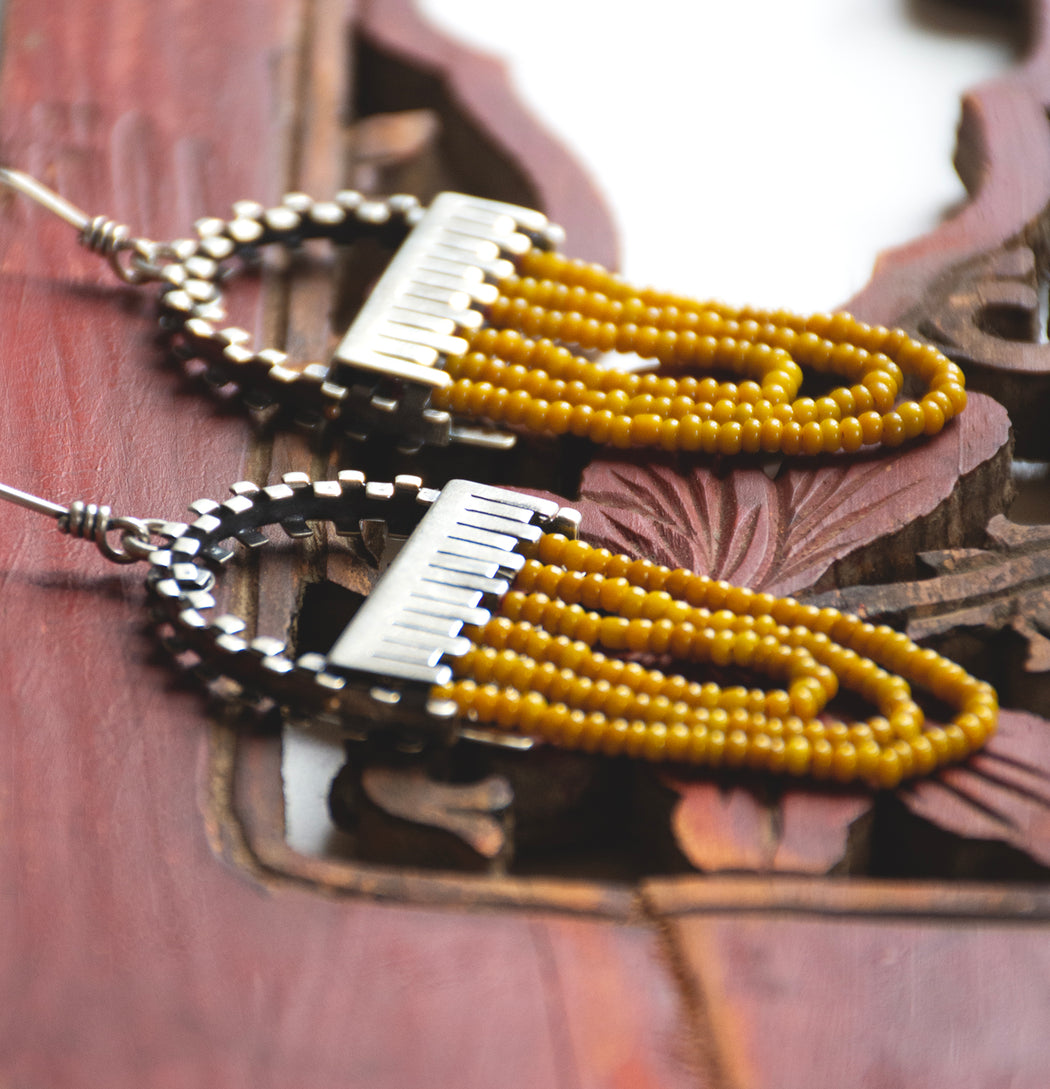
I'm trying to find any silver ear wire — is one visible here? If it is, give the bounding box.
[0,166,169,284]
[0,480,166,564]
[0,167,92,230]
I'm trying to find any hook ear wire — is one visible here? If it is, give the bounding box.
[0,481,160,564]
[0,167,91,231]
[0,165,165,284]
[0,481,68,519]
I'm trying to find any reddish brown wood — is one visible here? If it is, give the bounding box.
[809,513,1050,685]
[918,244,1050,457]
[900,711,1050,872]
[359,763,514,864]
[543,397,1011,877]
[845,4,1050,463]
[845,2,1050,327]
[3,0,1050,1085]
[665,911,1050,1089]
[664,776,872,874]
[565,395,1010,596]
[800,522,1050,871]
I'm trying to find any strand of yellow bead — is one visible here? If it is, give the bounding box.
[432,534,998,787]
[429,250,965,455]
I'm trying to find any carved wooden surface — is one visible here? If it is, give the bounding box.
[2,0,1050,1087]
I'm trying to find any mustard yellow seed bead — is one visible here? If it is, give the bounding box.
[779,421,802,455]
[736,419,760,453]
[876,747,903,788]
[818,418,841,452]
[593,615,626,650]
[721,728,748,766]
[897,400,927,440]
[716,421,743,455]
[642,415,672,450]
[940,382,967,415]
[599,718,630,756]
[944,724,969,760]
[863,376,898,413]
[673,414,702,451]
[699,419,720,454]
[521,593,551,625]
[600,555,628,581]
[758,418,783,452]
[955,712,987,748]
[744,732,772,770]
[837,416,863,453]
[711,398,735,424]
[828,741,857,782]
[847,384,875,414]
[708,710,731,738]
[810,738,835,779]
[910,735,937,776]
[831,387,856,415]
[917,398,945,437]
[584,409,613,443]
[858,411,883,445]
[893,739,916,780]
[455,276,991,773]
[659,722,689,762]
[881,411,907,447]
[701,729,724,766]
[785,735,812,776]
[629,413,662,446]
[799,421,824,456]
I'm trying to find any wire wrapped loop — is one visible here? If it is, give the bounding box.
[79,216,166,284]
[59,502,156,564]
[79,214,129,258]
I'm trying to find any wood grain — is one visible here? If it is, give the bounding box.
[666,911,1050,1089]
[2,0,1050,1085]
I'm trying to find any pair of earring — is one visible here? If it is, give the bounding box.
[0,168,995,787]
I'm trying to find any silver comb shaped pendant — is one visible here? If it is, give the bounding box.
[147,473,581,741]
[325,479,561,689]
[329,193,560,451]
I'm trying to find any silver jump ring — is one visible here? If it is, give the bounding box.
[108,238,166,286]
[100,514,157,564]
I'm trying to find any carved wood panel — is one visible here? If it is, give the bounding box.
[1,0,1049,1086]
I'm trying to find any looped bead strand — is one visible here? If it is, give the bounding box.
[430,251,965,456]
[434,534,997,787]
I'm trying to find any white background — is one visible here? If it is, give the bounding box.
[421,0,1017,311]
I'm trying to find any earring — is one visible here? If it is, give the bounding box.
[0,168,966,455]
[0,471,997,788]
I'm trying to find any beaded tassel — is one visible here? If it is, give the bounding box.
[431,251,965,456]
[434,536,997,788]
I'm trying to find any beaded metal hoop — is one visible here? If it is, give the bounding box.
[146,469,578,738]
[156,191,432,435]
